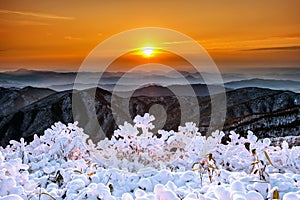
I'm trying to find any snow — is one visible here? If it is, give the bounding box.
[0,113,299,199]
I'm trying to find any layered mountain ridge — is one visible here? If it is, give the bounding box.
[0,85,299,147]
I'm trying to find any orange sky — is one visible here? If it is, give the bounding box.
[0,0,299,72]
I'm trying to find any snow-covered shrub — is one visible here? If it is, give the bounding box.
[0,113,299,199]
[96,114,227,172]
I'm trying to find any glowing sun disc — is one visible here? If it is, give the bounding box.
[142,47,154,57]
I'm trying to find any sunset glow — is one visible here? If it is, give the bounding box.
[0,1,299,71]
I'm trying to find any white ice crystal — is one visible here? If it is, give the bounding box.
[133,113,155,136]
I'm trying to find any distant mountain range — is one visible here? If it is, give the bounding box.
[1,68,299,93]
[225,78,300,93]
[0,85,299,146]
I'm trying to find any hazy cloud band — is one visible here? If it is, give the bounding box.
[0,9,74,20]
[244,45,300,51]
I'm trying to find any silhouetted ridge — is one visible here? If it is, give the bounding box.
[0,86,299,147]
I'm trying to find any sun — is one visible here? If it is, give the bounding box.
[135,46,161,58]
[141,47,155,57]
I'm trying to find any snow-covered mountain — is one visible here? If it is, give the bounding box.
[0,86,299,147]
[0,86,55,116]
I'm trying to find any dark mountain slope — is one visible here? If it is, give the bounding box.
[0,86,299,146]
[0,86,55,116]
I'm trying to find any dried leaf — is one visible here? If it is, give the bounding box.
[208,165,218,170]
[251,161,259,165]
[73,169,82,174]
[192,168,201,171]
[54,170,63,187]
[253,169,258,175]
[88,171,96,177]
[209,175,213,183]
[108,183,114,193]
[250,164,256,174]
[41,192,56,200]
[192,162,200,168]
[272,189,280,200]
[205,153,216,164]
[264,151,274,166]
[211,157,216,164]
[252,149,256,156]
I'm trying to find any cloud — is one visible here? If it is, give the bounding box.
[64,36,82,40]
[18,20,49,26]
[0,18,49,26]
[243,45,300,51]
[162,40,194,45]
[0,9,74,20]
